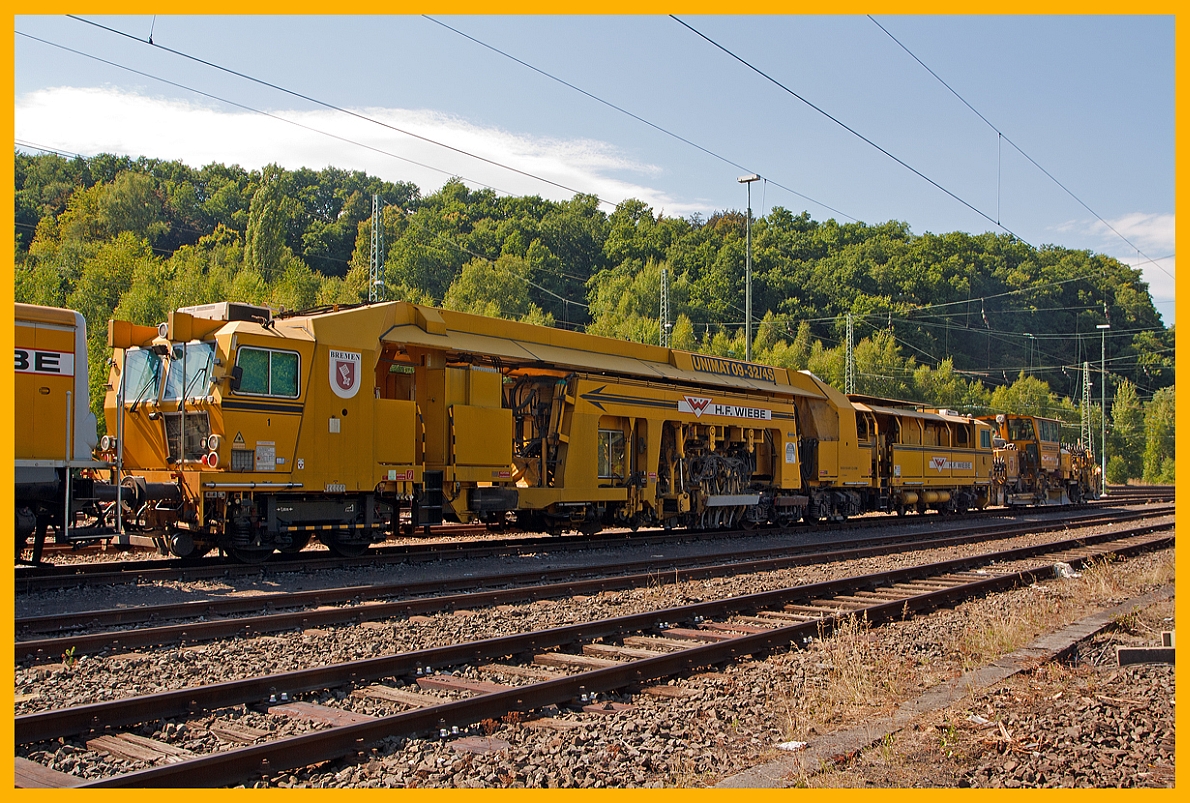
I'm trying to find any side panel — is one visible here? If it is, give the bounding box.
[16,320,78,462]
[217,335,312,485]
[374,398,418,468]
[451,405,513,467]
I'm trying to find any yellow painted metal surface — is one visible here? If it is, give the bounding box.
[15,304,93,464]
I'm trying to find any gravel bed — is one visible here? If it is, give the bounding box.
[800,593,1176,788]
[13,515,1173,788]
[16,506,1157,620]
[16,516,1167,715]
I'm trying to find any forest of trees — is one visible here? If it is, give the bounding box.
[13,151,1176,483]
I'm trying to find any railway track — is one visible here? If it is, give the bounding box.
[14,505,1174,662]
[15,519,1171,788]
[1103,484,1174,502]
[21,487,1171,568]
[14,497,1166,593]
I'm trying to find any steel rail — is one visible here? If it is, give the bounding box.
[17,504,1170,636]
[15,498,1161,593]
[18,523,1172,750]
[15,511,1173,663]
[67,528,1171,787]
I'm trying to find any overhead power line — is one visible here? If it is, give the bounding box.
[867,15,1174,281]
[671,15,1033,247]
[423,15,856,222]
[66,15,621,210]
[16,30,522,201]
[15,139,84,159]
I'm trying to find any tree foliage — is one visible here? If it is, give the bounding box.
[13,151,1173,456]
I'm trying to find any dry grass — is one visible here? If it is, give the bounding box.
[951,590,1064,670]
[767,547,1174,787]
[947,548,1175,670]
[778,613,916,739]
[1078,551,1175,601]
[1076,555,1130,598]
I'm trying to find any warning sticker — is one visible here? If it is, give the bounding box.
[255,441,276,472]
[233,431,246,448]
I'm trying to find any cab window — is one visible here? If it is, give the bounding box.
[163,342,216,402]
[1007,418,1036,441]
[597,429,626,480]
[235,347,300,397]
[123,347,163,405]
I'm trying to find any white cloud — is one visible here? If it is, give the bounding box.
[1090,212,1175,256]
[15,85,701,215]
[1092,213,1176,325]
[1050,212,1175,325]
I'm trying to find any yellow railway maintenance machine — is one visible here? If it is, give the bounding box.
[849,396,995,514]
[15,303,110,561]
[105,301,422,562]
[372,303,866,533]
[979,413,1097,505]
[102,300,874,560]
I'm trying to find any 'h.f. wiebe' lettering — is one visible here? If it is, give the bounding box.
[678,395,772,421]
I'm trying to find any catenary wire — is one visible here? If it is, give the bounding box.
[422,15,857,222]
[670,15,1033,247]
[66,14,621,210]
[866,15,1174,281]
[16,30,521,201]
[24,21,1172,389]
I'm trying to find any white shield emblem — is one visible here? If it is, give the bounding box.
[329,349,361,399]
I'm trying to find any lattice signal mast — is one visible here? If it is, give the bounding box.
[659,267,671,348]
[1080,361,1093,449]
[845,312,856,395]
[369,194,385,303]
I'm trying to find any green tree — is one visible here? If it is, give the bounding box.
[99,170,170,244]
[244,166,288,278]
[1142,386,1175,483]
[990,373,1057,417]
[519,304,556,328]
[670,313,697,351]
[442,254,532,319]
[854,330,914,400]
[1107,379,1145,481]
[913,358,969,410]
[268,259,321,312]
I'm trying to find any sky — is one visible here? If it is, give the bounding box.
[13,14,1176,325]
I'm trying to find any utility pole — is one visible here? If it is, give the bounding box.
[369,194,385,302]
[659,267,671,348]
[737,174,760,361]
[1097,323,1110,494]
[845,312,855,395]
[1080,361,1092,449]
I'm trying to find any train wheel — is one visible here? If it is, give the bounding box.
[278,533,311,554]
[326,540,371,558]
[229,546,274,564]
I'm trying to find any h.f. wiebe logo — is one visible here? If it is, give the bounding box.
[679,395,713,417]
